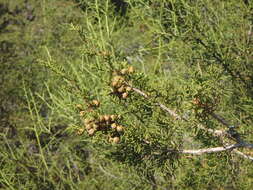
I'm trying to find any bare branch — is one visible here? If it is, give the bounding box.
[156,103,181,120]
[177,143,253,155]
[196,124,225,136]
[132,87,148,98]
[131,87,182,120]
[179,144,240,155]
[232,150,253,161]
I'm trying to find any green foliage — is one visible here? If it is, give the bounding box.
[1,0,253,189]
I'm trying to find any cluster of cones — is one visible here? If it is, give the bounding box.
[111,66,134,99]
[76,66,135,143]
[83,114,124,144]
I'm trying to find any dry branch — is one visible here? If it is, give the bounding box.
[233,149,253,161]
[180,144,241,155]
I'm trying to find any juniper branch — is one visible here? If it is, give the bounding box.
[130,85,253,160]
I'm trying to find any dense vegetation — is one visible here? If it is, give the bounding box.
[1,0,253,189]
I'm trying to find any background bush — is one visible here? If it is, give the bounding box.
[1,0,253,189]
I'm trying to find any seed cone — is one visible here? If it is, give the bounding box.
[113,136,120,144]
[91,100,100,107]
[84,118,92,125]
[125,86,132,92]
[117,86,125,93]
[85,124,92,130]
[116,125,124,132]
[120,68,128,75]
[76,104,83,109]
[88,128,95,136]
[77,128,84,135]
[111,123,117,129]
[128,66,134,73]
[110,115,117,121]
[104,115,110,121]
[111,76,124,88]
[79,111,86,116]
[122,92,128,99]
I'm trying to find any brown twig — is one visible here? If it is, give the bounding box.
[233,149,253,161]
